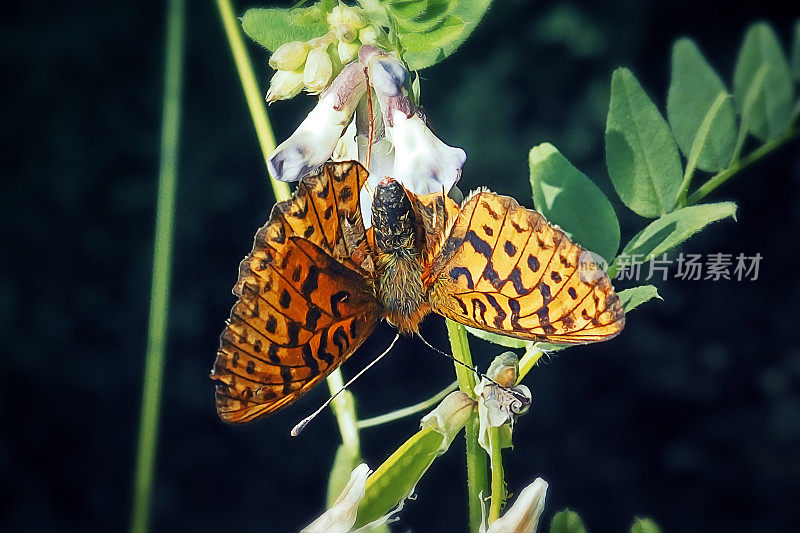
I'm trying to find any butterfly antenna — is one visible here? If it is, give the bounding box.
[291,332,401,437]
[415,332,511,392]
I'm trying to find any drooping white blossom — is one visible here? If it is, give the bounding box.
[267,45,466,229]
[486,478,549,533]
[302,463,371,533]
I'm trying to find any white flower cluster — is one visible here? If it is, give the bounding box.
[267,45,466,227]
[266,3,392,103]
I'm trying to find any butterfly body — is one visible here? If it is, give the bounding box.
[373,178,430,334]
[212,161,624,423]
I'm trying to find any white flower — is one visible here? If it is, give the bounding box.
[486,478,549,533]
[268,45,466,229]
[269,41,310,71]
[268,62,366,183]
[302,463,371,533]
[266,69,305,103]
[475,352,532,454]
[361,46,466,194]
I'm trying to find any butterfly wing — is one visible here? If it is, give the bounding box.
[211,161,381,423]
[426,190,624,344]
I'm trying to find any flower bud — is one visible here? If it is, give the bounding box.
[304,46,335,94]
[328,4,366,44]
[487,478,549,533]
[337,40,360,64]
[328,4,361,26]
[486,351,521,388]
[268,40,310,71]
[420,391,475,453]
[302,463,371,533]
[358,25,387,47]
[265,69,304,103]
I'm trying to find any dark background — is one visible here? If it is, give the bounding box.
[3,0,800,531]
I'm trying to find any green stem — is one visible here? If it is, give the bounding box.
[326,371,360,455]
[686,128,799,205]
[215,0,290,202]
[517,345,545,383]
[130,0,185,530]
[446,320,486,532]
[357,381,459,429]
[465,412,488,532]
[446,320,477,397]
[215,0,357,450]
[487,427,505,523]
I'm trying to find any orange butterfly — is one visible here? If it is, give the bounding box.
[211,161,624,423]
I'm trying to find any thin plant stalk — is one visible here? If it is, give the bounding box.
[487,427,506,523]
[214,0,290,202]
[686,127,798,205]
[465,412,488,532]
[357,381,459,429]
[214,0,357,450]
[446,320,487,532]
[130,0,185,530]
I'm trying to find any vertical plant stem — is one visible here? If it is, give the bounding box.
[465,412,488,532]
[215,0,357,450]
[215,0,290,202]
[446,320,486,532]
[130,0,185,530]
[446,320,477,396]
[326,371,360,455]
[487,427,505,523]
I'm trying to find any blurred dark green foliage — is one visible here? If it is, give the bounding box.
[2,1,800,532]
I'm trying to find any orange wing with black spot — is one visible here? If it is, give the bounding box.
[426,191,624,344]
[211,161,381,423]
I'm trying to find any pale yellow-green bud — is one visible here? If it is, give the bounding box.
[358,25,387,47]
[328,3,365,43]
[328,4,365,29]
[337,40,360,64]
[303,46,334,94]
[265,69,304,103]
[268,41,310,71]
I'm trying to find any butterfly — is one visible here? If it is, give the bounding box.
[211,160,625,423]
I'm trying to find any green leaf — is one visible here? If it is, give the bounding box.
[667,39,737,172]
[619,202,737,264]
[550,509,588,533]
[618,285,661,313]
[355,409,470,527]
[241,7,328,52]
[465,326,530,349]
[389,0,427,21]
[631,517,662,533]
[606,68,683,217]
[733,22,795,141]
[398,15,466,52]
[530,142,620,263]
[678,91,732,204]
[402,0,493,70]
[792,20,800,81]
[326,444,361,507]
[393,0,458,33]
